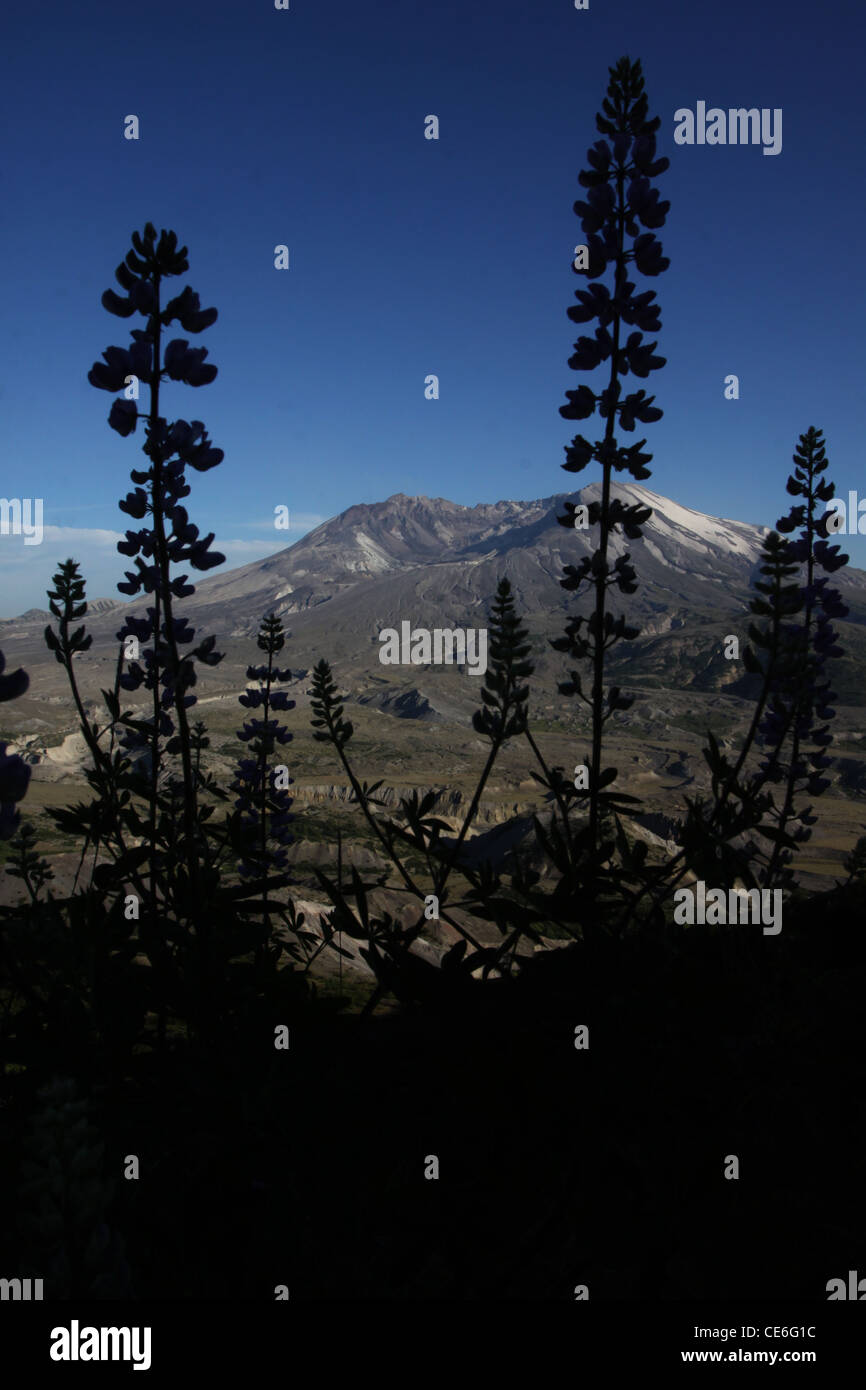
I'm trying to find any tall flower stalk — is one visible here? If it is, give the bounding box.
[555,56,670,881]
[88,222,225,930]
[757,426,849,885]
[659,427,849,907]
[231,613,295,966]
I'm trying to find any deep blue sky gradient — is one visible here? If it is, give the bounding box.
[1,0,863,614]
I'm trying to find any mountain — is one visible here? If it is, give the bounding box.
[1,597,125,628]
[181,481,866,624]
[164,482,866,704]
[4,484,866,710]
[182,483,779,631]
[5,485,866,877]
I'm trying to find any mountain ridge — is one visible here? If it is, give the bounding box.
[3,486,865,710]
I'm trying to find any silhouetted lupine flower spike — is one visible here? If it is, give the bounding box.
[231,614,295,901]
[88,223,226,913]
[756,427,850,885]
[678,428,849,894]
[310,660,354,750]
[417,579,536,889]
[680,530,802,889]
[472,579,534,743]
[555,55,670,881]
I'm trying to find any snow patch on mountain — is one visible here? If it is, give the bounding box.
[350,530,401,573]
[596,483,767,563]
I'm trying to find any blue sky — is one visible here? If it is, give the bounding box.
[1,0,863,615]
